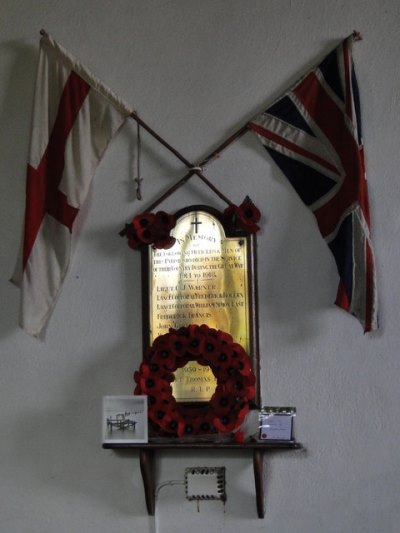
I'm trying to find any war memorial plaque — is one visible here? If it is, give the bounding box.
[142,207,259,404]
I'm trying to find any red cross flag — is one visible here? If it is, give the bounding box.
[12,33,132,336]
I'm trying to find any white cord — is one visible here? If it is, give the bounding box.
[155,480,185,499]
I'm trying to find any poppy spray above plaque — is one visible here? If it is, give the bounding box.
[121,199,261,439]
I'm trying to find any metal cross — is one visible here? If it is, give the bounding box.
[191,215,202,233]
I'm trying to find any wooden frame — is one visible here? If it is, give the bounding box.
[102,396,148,444]
[141,204,260,411]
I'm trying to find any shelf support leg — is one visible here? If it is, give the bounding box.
[139,448,155,515]
[253,448,265,518]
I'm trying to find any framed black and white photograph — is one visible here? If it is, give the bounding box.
[102,396,148,444]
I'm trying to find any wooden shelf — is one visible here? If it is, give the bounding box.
[103,440,302,518]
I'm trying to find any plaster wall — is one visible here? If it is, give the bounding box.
[1,1,399,532]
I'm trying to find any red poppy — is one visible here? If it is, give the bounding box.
[223,204,239,219]
[133,212,156,232]
[224,374,255,400]
[154,211,176,231]
[151,352,177,371]
[233,430,245,443]
[185,325,205,356]
[163,412,185,436]
[149,407,168,426]
[210,392,232,416]
[164,332,187,357]
[128,234,142,249]
[177,411,209,437]
[238,220,259,234]
[213,412,241,433]
[137,225,157,244]
[216,329,233,344]
[210,347,238,381]
[148,391,175,428]
[122,210,178,250]
[187,324,200,336]
[137,362,152,378]
[237,199,261,225]
[196,413,214,435]
[148,392,172,411]
[201,334,220,361]
[223,199,261,234]
[150,337,179,370]
[231,342,247,357]
[119,224,142,249]
[152,332,170,348]
[139,371,172,396]
[198,324,211,335]
[202,325,221,339]
[229,345,252,376]
[236,403,250,424]
[143,346,156,360]
[155,332,175,351]
[236,355,252,376]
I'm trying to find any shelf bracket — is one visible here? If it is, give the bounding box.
[104,441,301,518]
[139,448,155,515]
[253,448,265,518]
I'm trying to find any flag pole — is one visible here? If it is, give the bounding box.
[124,29,363,196]
[130,112,193,169]
[127,33,362,209]
[130,111,250,210]
[38,29,246,208]
[37,28,361,210]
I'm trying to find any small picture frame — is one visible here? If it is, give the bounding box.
[259,407,296,441]
[102,396,148,444]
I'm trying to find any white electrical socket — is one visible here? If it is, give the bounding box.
[185,467,226,501]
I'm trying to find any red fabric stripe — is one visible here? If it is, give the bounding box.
[249,122,339,175]
[23,71,90,268]
[293,72,369,236]
[335,278,350,311]
[342,40,353,120]
[364,240,374,332]
[359,146,370,227]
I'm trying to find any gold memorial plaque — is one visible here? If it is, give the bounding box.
[172,361,217,402]
[146,208,254,403]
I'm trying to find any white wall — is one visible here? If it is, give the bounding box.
[1,1,399,532]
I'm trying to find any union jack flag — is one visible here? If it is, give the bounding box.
[249,36,378,332]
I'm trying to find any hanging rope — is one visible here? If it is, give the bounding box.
[133,120,143,200]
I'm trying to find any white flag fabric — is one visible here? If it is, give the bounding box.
[12,33,133,336]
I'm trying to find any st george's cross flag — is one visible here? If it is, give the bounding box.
[249,35,378,332]
[11,33,133,336]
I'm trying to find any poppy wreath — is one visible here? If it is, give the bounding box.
[134,324,256,439]
[120,210,177,250]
